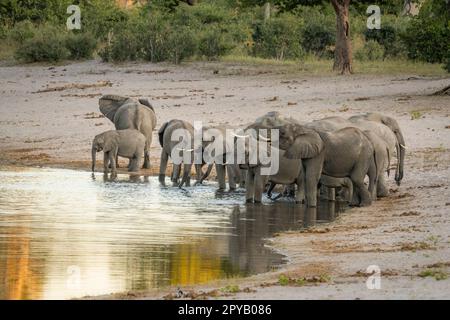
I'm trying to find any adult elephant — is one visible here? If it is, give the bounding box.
[237,112,355,205]
[198,125,244,191]
[349,113,405,185]
[99,95,156,169]
[158,119,201,187]
[307,115,399,196]
[276,123,376,207]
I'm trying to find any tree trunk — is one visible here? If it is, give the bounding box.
[264,2,271,21]
[331,0,352,74]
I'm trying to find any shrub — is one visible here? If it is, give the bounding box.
[252,14,304,60]
[355,40,385,61]
[65,32,97,60]
[302,22,335,58]
[198,27,234,60]
[8,20,36,43]
[165,26,197,64]
[98,27,141,62]
[15,25,69,62]
[445,50,450,73]
[401,0,449,64]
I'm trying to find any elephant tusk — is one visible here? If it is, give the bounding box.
[176,147,195,152]
[399,144,407,150]
[231,132,249,139]
[258,134,271,142]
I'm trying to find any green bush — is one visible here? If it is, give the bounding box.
[252,14,304,60]
[445,50,450,73]
[165,26,197,64]
[302,22,335,58]
[8,20,36,43]
[401,0,449,64]
[355,40,385,61]
[199,27,234,60]
[15,25,69,62]
[65,32,97,60]
[98,28,141,62]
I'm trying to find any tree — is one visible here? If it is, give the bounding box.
[330,0,352,74]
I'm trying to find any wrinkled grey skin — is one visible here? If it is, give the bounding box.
[277,124,376,207]
[99,95,157,169]
[91,129,146,176]
[319,175,353,202]
[307,115,398,197]
[349,113,405,185]
[158,119,202,187]
[362,130,390,198]
[237,112,305,203]
[199,125,245,191]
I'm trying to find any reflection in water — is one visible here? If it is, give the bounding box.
[0,168,344,299]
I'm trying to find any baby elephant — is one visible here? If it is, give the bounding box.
[91,129,146,175]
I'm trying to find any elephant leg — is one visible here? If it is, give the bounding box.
[266,182,276,198]
[253,167,264,203]
[245,169,255,203]
[216,164,226,190]
[194,164,202,183]
[172,164,181,185]
[303,156,323,207]
[368,157,378,201]
[143,148,150,169]
[226,164,237,191]
[109,151,117,176]
[128,155,139,172]
[327,187,336,201]
[377,174,389,197]
[178,163,192,187]
[103,152,109,174]
[351,175,372,207]
[159,149,168,186]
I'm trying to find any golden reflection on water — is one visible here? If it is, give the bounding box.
[0,168,342,299]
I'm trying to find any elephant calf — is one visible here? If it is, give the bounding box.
[91,129,146,175]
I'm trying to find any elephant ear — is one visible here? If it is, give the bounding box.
[138,98,154,112]
[285,131,323,159]
[99,95,129,122]
[158,122,169,147]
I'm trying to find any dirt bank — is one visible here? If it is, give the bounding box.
[1,60,449,299]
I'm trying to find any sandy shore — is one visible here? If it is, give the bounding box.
[1,60,449,299]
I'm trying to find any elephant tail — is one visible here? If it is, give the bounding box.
[386,147,391,177]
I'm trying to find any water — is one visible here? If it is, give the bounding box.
[0,168,344,299]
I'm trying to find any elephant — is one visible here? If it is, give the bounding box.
[99,95,157,169]
[276,123,376,207]
[307,115,398,197]
[91,129,146,176]
[235,112,305,203]
[158,119,202,187]
[348,113,405,185]
[198,125,245,191]
[319,175,353,202]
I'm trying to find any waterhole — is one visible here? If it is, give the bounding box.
[0,168,345,299]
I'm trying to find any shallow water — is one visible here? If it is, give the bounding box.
[0,168,344,299]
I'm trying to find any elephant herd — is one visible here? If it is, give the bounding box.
[91,95,406,208]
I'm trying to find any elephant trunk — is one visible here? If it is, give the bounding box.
[91,146,97,172]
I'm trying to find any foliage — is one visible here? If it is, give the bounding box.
[401,0,450,64]
[15,24,69,62]
[199,26,234,60]
[65,32,97,60]
[7,20,35,43]
[251,13,304,60]
[355,40,385,61]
